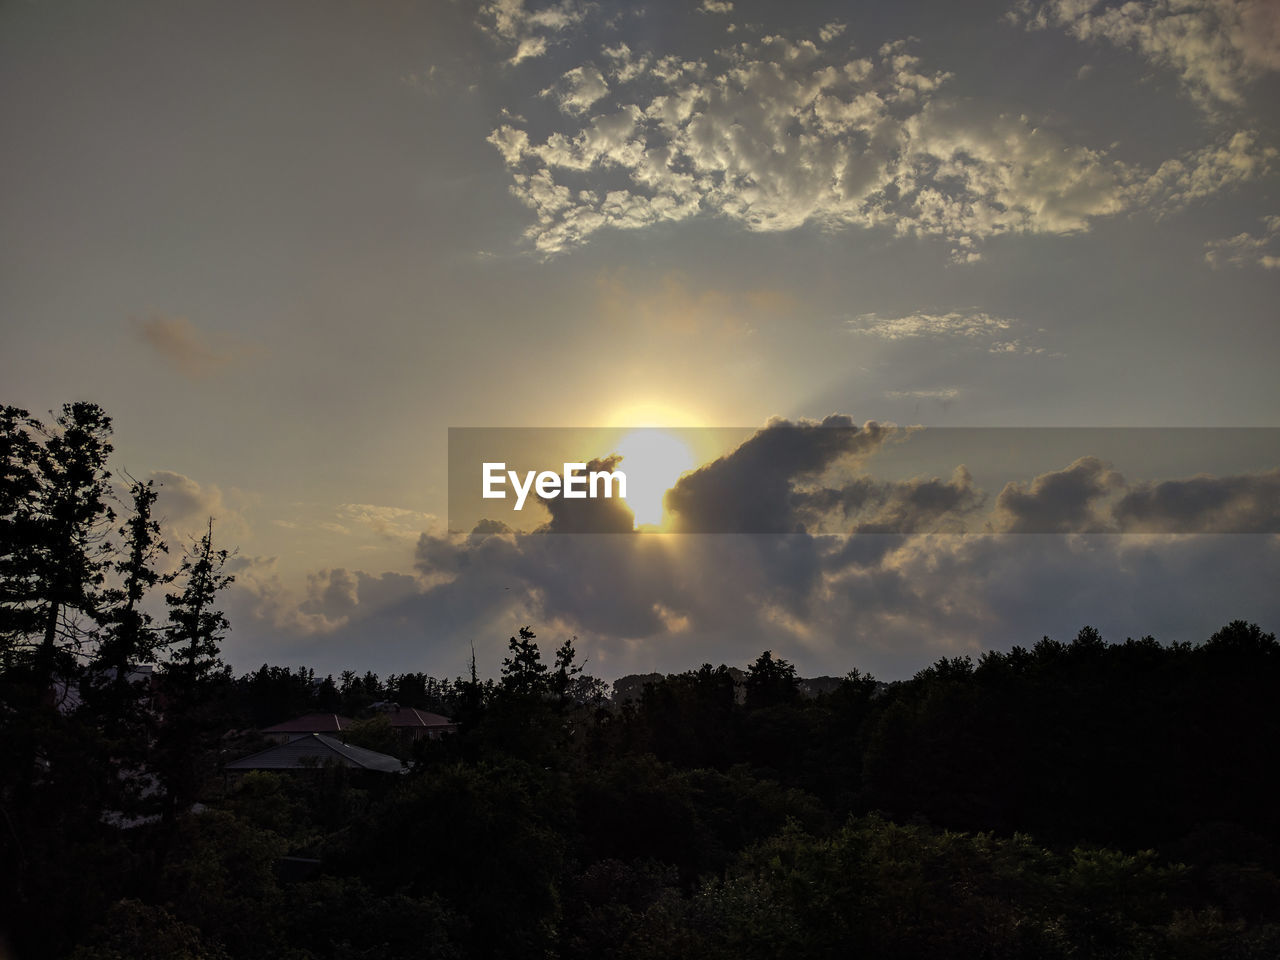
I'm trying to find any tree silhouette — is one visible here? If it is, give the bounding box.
[0,403,115,690]
[92,476,169,718]
[501,625,546,699]
[164,518,233,689]
[744,649,799,709]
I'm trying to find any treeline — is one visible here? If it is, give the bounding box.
[17,621,1273,960]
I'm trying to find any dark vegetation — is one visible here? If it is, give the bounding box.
[3,403,1280,958]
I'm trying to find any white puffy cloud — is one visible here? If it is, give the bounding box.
[1204,214,1280,268]
[1139,130,1276,209]
[489,28,1272,256]
[149,470,251,543]
[543,64,611,116]
[477,0,589,64]
[1014,0,1280,110]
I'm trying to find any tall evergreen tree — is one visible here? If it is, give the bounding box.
[92,477,169,714]
[155,518,234,838]
[164,518,232,689]
[0,403,115,691]
[0,405,42,669]
[501,626,546,698]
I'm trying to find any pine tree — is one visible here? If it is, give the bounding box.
[92,477,169,714]
[164,518,232,690]
[500,626,546,698]
[0,405,42,669]
[0,403,115,691]
[155,518,234,835]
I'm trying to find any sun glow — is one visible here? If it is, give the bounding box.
[615,429,697,529]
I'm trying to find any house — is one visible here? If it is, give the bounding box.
[224,733,404,773]
[368,702,459,741]
[261,712,354,743]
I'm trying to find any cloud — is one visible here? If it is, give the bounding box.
[885,387,961,401]
[149,469,250,543]
[477,0,589,64]
[1139,131,1275,210]
[537,454,637,533]
[1204,214,1280,269]
[488,28,1271,256]
[806,466,987,534]
[223,421,1280,679]
[848,311,1046,354]
[819,22,847,43]
[664,416,894,533]
[1113,468,1280,533]
[230,558,426,641]
[1014,0,1280,110]
[135,315,257,379]
[543,64,610,116]
[337,503,441,541]
[698,0,733,13]
[992,456,1126,533]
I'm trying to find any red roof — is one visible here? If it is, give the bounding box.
[262,712,354,734]
[381,707,456,728]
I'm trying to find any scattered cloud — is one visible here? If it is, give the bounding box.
[135,315,258,379]
[337,503,442,541]
[543,64,611,116]
[1204,214,1280,269]
[698,0,733,13]
[885,387,961,401]
[488,28,1272,256]
[819,22,847,43]
[149,469,251,543]
[1013,0,1280,110]
[477,0,590,64]
[848,311,1046,354]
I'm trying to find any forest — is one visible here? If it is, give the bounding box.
[3,403,1279,959]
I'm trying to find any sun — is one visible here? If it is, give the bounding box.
[615,429,697,529]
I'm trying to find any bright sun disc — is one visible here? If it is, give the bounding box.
[615,429,696,529]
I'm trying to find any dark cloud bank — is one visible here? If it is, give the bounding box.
[225,418,1280,681]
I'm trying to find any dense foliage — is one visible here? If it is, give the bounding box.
[3,403,1279,958]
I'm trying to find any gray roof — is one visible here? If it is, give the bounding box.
[224,733,405,773]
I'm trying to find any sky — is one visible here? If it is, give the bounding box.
[2,0,1278,683]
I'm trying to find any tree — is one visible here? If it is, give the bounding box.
[501,626,547,699]
[164,519,233,689]
[744,650,799,710]
[91,477,169,715]
[0,406,42,668]
[155,519,234,834]
[0,403,115,689]
[550,635,584,706]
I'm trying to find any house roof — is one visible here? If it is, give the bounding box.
[224,734,404,773]
[379,706,456,728]
[261,712,353,734]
